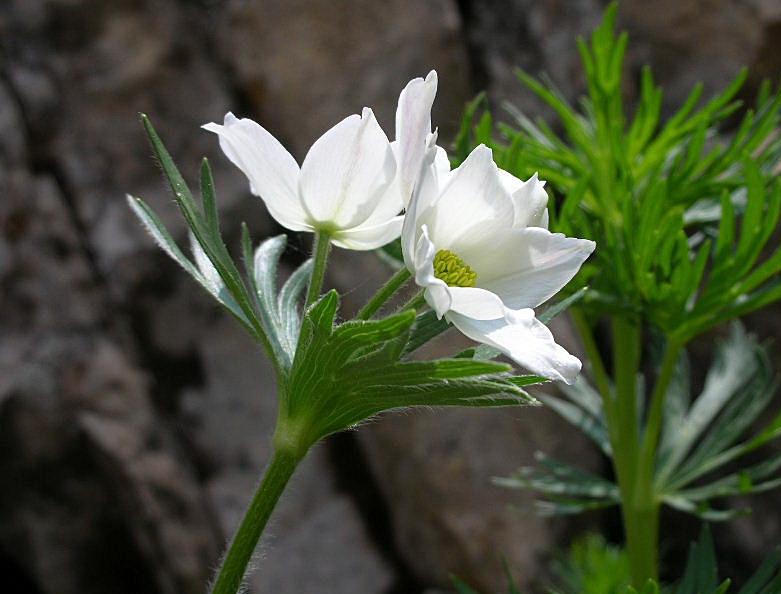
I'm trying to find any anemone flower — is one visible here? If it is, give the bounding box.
[401,139,595,383]
[203,72,437,250]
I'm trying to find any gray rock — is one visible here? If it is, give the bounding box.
[0,0,257,281]
[182,314,394,594]
[214,0,473,159]
[459,0,604,109]
[461,0,781,122]
[621,1,759,109]
[0,335,218,594]
[358,399,600,592]
[257,495,395,594]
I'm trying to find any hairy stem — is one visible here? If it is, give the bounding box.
[357,267,412,320]
[305,230,332,308]
[210,448,302,594]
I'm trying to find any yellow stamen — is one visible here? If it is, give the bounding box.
[433,249,477,287]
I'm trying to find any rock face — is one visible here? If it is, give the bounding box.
[358,405,599,591]
[180,314,395,594]
[459,0,781,115]
[459,0,604,109]
[215,0,472,155]
[621,0,781,106]
[1,1,781,593]
[0,336,219,594]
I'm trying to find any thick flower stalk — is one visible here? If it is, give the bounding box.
[203,71,437,250]
[401,138,595,383]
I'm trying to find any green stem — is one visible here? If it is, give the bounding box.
[356,267,412,320]
[305,230,332,308]
[630,340,682,568]
[210,448,302,594]
[622,502,660,589]
[607,315,657,588]
[572,311,656,584]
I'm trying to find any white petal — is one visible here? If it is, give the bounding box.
[498,170,549,229]
[540,209,550,229]
[299,107,396,228]
[413,225,451,318]
[401,133,441,271]
[447,309,582,383]
[331,216,404,250]
[424,144,514,250]
[475,227,595,309]
[395,70,438,205]
[433,145,451,183]
[355,173,404,229]
[202,113,310,232]
[447,287,506,320]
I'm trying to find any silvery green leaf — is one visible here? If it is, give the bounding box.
[497,451,619,518]
[138,115,277,356]
[127,195,249,326]
[539,393,611,456]
[278,258,313,353]
[558,374,605,422]
[254,234,287,316]
[656,323,760,484]
[538,287,588,325]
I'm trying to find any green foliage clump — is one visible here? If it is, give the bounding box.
[453,2,781,588]
[452,529,781,594]
[454,5,781,340]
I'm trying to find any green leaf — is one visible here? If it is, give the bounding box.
[282,291,535,447]
[549,532,631,594]
[200,158,220,235]
[127,195,204,287]
[737,548,781,594]
[402,310,450,356]
[453,92,489,165]
[137,115,281,363]
[676,526,720,594]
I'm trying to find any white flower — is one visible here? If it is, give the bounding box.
[203,72,437,250]
[401,140,596,383]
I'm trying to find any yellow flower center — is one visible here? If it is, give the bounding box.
[433,249,477,287]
